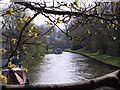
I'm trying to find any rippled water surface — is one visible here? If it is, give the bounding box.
[24,52,117,85]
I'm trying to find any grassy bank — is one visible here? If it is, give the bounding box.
[65,49,120,68]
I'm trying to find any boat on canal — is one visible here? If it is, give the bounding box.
[1,66,29,85]
[54,48,63,54]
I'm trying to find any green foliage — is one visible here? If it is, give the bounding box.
[66,49,120,67]
[53,34,71,49]
[25,44,44,59]
[1,4,45,66]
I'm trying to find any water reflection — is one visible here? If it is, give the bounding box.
[25,52,117,84]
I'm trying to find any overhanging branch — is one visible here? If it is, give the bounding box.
[14,2,117,21]
[14,2,83,16]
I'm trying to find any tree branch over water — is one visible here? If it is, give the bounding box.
[14,1,120,42]
[15,2,119,21]
[3,12,40,68]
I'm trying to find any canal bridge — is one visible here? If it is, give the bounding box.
[1,70,120,89]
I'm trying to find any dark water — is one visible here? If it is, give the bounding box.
[23,52,117,86]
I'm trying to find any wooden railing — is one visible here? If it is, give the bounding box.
[1,70,120,90]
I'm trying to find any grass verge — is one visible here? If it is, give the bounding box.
[65,49,120,68]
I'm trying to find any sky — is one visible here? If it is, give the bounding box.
[24,0,93,26]
[0,0,120,27]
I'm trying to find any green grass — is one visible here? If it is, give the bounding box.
[88,54,120,67]
[65,49,120,68]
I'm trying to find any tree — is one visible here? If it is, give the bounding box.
[0,2,45,68]
[0,0,120,89]
[0,0,119,67]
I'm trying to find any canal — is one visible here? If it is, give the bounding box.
[23,52,118,85]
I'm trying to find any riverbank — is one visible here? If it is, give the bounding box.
[65,49,120,69]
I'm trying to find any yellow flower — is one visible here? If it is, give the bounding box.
[113,37,117,40]
[9,20,13,23]
[22,44,27,49]
[107,25,110,30]
[99,7,102,10]
[0,21,4,24]
[23,68,28,73]
[115,2,120,6]
[8,61,16,68]
[92,7,95,10]
[98,14,101,17]
[8,62,12,68]
[28,30,32,33]
[67,15,71,19]
[28,33,33,37]
[64,3,69,7]
[15,26,20,30]
[7,8,13,12]
[6,11,13,16]
[6,8,13,16]
[114,20,118,24]
[56,17,61,23]
[31,25,38,29]
[11,38,17,44]
[72,23,75,27]
[0,48,6,54]
[85,29,91,34]
[47,21,52,26]
[113,16,117,19]
[73,1,79,6]
[17,18,24,23]
[33,33,38,38]
[75,22,78,25]
[0,75,8,84]
[28,30,33,36]
[100,20,104,24]
[23,15,32,22]
[3,79,8,84]
[109,24,115,29]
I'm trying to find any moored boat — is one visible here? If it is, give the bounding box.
[1,67,29,85]
[54,48,63,54]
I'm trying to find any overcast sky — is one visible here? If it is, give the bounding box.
[0,0,120,27]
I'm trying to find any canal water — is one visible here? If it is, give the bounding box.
[23,52,118,86]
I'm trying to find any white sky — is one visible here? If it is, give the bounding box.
[26,0,91,26]
[0,0,120,27]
